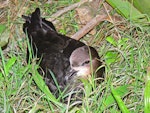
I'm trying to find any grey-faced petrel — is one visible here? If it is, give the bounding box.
[22,8,104,94]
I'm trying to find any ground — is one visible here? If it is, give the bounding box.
[0,0,149,112]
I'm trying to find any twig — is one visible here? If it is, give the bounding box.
[71,15,107,40]
[48,0,88,22]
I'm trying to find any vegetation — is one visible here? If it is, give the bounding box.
[0,0,149,112]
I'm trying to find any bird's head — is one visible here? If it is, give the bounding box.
[66,46,103,81]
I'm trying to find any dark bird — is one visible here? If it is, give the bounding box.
[22,8,104,94]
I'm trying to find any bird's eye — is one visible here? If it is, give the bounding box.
[82,60,90,66]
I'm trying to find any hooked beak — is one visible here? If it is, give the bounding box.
[65,69,77,82]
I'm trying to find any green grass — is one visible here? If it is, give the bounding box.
[0,0,149,112]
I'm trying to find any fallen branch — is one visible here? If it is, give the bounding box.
[48,0,88,22]
[71,15,107,40]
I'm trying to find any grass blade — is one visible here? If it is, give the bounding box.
[111,85,130,113]
[31,63,65,109]
[49,70,62,95]
[144,67,150,113]
[0,47,7,76]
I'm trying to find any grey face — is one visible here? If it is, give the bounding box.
[69,46,101,79]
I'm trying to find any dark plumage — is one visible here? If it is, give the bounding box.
[22,8,104,94]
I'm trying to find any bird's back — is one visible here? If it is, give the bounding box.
[22,8,85,93]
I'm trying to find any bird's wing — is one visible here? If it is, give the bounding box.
[22,8,90,93]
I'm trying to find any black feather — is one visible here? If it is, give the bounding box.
[22,8,85,93]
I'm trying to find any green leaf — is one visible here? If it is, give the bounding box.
[59,29,67,35]
[106,0,147,23]
[111,85,130,113]
[0,24,6,33]
[105,51,119,66]
[5,57,17,75]
[118,38,129,45]
[106,36,117,46]
[118,38,129,49]
[0,72,4,80]
[129,0,150,17]
[101,85,129,111]
[0,24,9,48]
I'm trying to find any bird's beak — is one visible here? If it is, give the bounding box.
[65,69,77,82]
